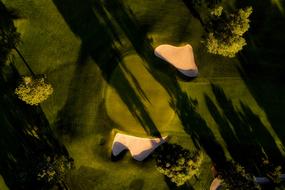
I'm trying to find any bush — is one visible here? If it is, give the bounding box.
[15,76,53,105]
[155,143,203,186]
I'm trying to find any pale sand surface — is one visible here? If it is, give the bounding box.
[154,44,198,77]
[210,178,222,190]
[255,174,285,184]
[112,133,168,161]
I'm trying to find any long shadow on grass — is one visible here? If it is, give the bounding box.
[237,0,285,67]
[103,0,182,98]
[170,91,226,166]
[205,84,285,175]
[102,0,230,167]
[164,176,195,190]
[0,65,70,189]
[0,3,70,188]
[53,0,161,137]
[236,0,285,147]
[181,0,207,28]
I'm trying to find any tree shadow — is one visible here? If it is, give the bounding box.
[66,166,107,190]
[0,65,70,189]
[170,91,226,166]
[164,176,195,190]
[129,178,144,190]
[102,0,185,98]
[235,0,285,147]
[181,0,206,28]
[237,0,285,67]
[237,65,285,148]
[205,84,285,175]
[0,2,70,188]
[102,4,230,166]
[52,0,161,137]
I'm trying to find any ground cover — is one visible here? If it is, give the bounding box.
[2,0,285,189]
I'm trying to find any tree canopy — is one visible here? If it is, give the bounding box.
[0,1,21,64]
[205,7,253,57]
[155,143,203,186]
[217,161,261,190]
[36,155,73,190]
[15,76,54,105]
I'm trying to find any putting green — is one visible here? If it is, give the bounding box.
[105,54,175,135]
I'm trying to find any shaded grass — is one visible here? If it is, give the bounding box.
[0,66,70,189]
[3,0,285,189]
[205,84,285,174]
[106,55,174,136]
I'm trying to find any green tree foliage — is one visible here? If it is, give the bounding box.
[205,7,253,57]
[0,1,21,64]
[228,7,253,36]
[217,161,261,190]
[155,143,203,186]
[206,33,246,58]
[1,2,53,105]
[15,76,53,105]
[36,155,73,189]
[210,6,223,17]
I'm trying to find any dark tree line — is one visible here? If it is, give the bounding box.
[0,1,72,189]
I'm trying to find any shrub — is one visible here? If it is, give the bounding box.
[15,76,53,105]
[155,143,203,186]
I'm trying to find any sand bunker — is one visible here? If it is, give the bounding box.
[210,178,222,190]
[112,133,168,161]
[154,44,198,77]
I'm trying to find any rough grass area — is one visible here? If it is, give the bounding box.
[0,175,9,190]
[2,0,285,189]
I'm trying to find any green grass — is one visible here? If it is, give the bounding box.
[0,175,9,190]
[2,0,285,189]
[106,54,175,136]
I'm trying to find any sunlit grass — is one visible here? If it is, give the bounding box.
[272,0,284,14]
[0,175,9,190]
[3,0,285,189]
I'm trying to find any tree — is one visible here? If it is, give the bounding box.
[0,1,54,104]
[0,1,21,64]
[36,155,73,190]
[15,76,53,105]
[205,7,253,57]
[261,159,282,185]
[216,161,261,190]
[0,1,36,75]
[182,1,253,57]
[154,143,203,186]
